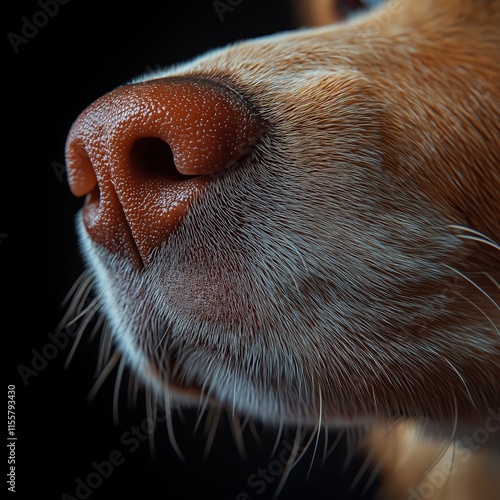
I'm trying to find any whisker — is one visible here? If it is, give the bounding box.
[454,290,499,335]
[194,392,212,435]
[443,264,499,309]
[130,367,142,410]
[86,350,121,403]
[442,358,475,407]
[448,225,498,246]
[323,427,344,461]
[202,404,216,439]
[228,410,246,459]
[86,310,106,344]
[240,414,251,433]
[145,384,156,460]
[350,435,377,493]
[248,418,262,448]
[203,405,222,458]
[269,421,284,459]
[481,271,499,290]
[155,329,169,352]
[361,447,386,496]
[174,404,188,432]
[445,438,457,492]
[455,234,500,251]
[64,312,97,369]
[273,425,304,499]
[63,274,98,326]
[59,270,94,312]
[306,387,323,480]
[113,357,127,426]
[97,326,114,374]
[193,407,205,437]
[289,427,313,469]
[343,426,361,471]
[419,397,459,485]
[64,297,100,332]
[163,394,185,462]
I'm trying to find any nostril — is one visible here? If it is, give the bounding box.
[83,184,101,223]
[65,75,264,265]
[129,137,195,183]
[66,144,98,197]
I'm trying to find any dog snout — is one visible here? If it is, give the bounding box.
[64,76,263,266]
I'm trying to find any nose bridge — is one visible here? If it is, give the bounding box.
[65,76,263,266]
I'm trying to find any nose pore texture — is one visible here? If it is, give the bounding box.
[65,76,262,266]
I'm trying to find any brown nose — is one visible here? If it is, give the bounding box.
[65,76,262,267]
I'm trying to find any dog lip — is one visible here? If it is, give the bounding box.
[167,377,207,401]
[168,383,204,401]
[148,347,209,402]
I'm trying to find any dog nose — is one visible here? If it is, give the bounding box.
[65,76,262,267]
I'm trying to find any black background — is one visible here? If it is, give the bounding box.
[5,1,379,499]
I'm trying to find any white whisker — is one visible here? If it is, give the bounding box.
[273,426,304,499]
[203,405,222,458]
[248,418,262,448]
[163,395,185,462]
[86,350,121,403]
[454,291,499,335]
[481,271,499,290]
[361,445,386,496]
[306,387,323,480]
[228,410,246,459]
[323,428,344,462]
[145,385,156,460]
[420,400,459,493]
[113,357,127,426]
[350,434,377,493]
[63,297,100,332]
[269,421,284,459]
[154,329,169,351]
[97,327,114,374]
[455,234,500,251]
[448,225,497,246]
[443,264,499,310]
[443,359,475,408]
[59,270,94,312]
[64,312,97,369]
[128,367,142,412]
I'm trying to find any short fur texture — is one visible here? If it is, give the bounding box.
[65,0,499,497]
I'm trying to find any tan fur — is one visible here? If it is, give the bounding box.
[363,421,499,499]
[65,0,499,498]
[296,3,500,497]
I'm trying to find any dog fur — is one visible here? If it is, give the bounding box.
[64,0,499,498]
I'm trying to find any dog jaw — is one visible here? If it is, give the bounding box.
[70,0,499,432]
